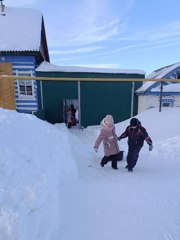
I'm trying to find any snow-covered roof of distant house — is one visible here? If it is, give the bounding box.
[136,82,180,94]
[136,62,180,93]
[135,81,156,93]
[36,61,145,75]
[146,62,180,79]
[0,6,42,51]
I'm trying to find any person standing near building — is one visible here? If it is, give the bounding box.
[94,115,121,170]
[70,104,77,126]
[66,106,72,128]
[66,104,77,128]
[117,118,153,172]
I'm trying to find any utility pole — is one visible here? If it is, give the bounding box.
[0,0,5,16]
[159,81,163,112]
[130,81,135,117]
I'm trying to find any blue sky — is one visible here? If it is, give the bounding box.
[5,0,180,75]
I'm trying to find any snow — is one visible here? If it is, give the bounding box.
[0,7,42,51]
[136,62,180,93]
[36,61,145,75]
[151,82,180,92]
[136,82,180,93]
[135,81,156,93]
[0,107,180,240]
[146,62,180,79]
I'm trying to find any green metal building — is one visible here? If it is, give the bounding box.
[36,62,145,127]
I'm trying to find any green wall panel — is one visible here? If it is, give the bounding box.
[81,81,132,127]
[36,71,143,126]
[36,72,78,124]
[44,81,78,123]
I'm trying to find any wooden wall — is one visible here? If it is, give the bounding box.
[0,62,16,110]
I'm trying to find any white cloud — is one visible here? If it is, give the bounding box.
[117,21,180,42]
[131,40,180,53]
[146,21,180,41]
[50,46,103,55]
[107,21,180,54]
[70,20,119,45]
[46,0,132,47]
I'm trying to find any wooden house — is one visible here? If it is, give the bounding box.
[0,3,49,112]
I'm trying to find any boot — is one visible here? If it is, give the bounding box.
[100,162,104,167]
[128,167,133,172]
[112,166,118,170]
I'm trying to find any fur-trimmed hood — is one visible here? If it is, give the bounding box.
[101,115,114,131]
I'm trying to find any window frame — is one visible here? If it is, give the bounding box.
[16,70,35,99]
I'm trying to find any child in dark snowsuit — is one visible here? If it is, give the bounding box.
[117,118,153,172]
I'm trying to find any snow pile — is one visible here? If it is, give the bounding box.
[0,108,77,239]
[0,107,180,240]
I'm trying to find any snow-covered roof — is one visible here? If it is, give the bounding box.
[146,62,180,79]
[0,6,42,51]
[135,81,156,93]
[136,82,180,94]
[136,62,180,93]
[36,61,145,75]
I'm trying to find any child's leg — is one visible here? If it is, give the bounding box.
[127,148,141,170]
[111,160,118,169]
[100,156,109,167]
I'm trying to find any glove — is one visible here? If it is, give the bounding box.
[94,147,98,153]
[117,136,121,141]
[149,145,153,151]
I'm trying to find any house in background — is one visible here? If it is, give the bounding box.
[136,62,180,113]
[0,2,49,113]
[36,61,145,127]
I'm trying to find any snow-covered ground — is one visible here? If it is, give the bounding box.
[0,107,179,240]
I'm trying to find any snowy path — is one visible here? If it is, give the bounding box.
[57,129,180,240]
[1,107,180,240]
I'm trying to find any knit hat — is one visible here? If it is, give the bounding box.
[102,115,114,127]
[130,118,139,127]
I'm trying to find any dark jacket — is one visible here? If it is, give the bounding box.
[71,107,76,118]
[119,125,152,149]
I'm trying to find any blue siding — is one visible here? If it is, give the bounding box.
[0,56,39,113]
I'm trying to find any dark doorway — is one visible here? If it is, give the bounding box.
[63,99,79,128]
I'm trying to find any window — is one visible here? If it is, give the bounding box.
[161,98,174,107]
[162,102,171,107]
[19,79,33,96]
[16,71,35,99]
